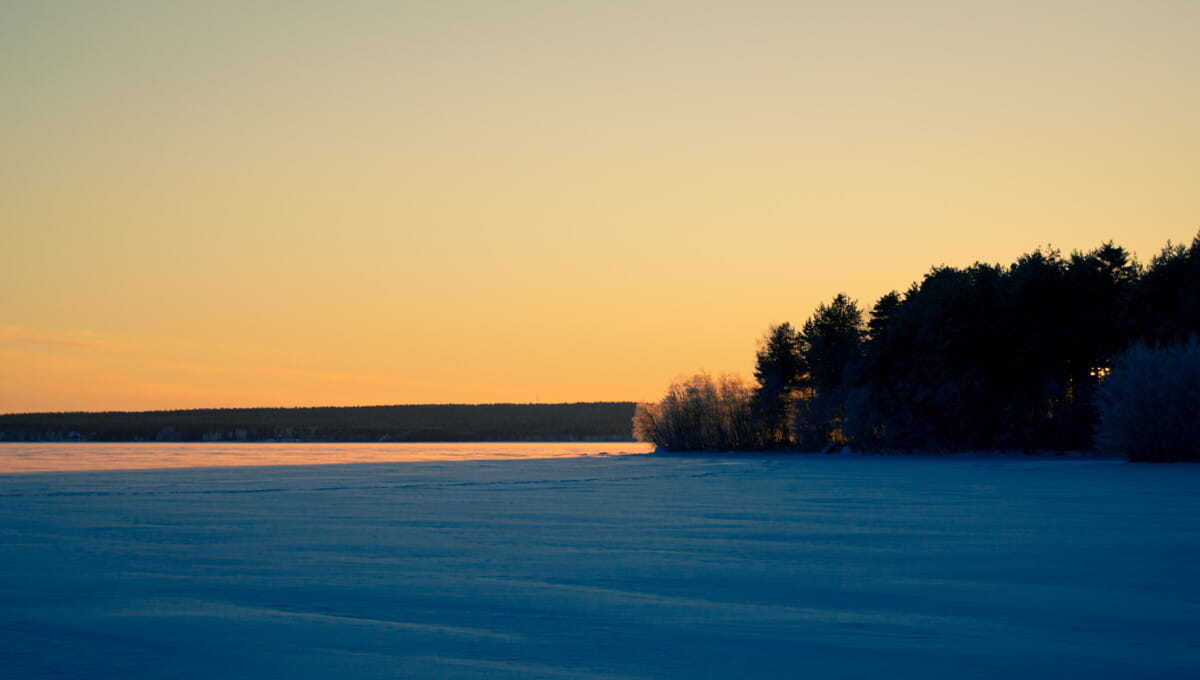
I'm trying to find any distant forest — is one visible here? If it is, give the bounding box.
[0,403,637,443]
[635,234,1200,461]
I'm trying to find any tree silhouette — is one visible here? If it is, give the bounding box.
[1134,235,1200,346]
[796,294,865,448]
[634,373,755,451]
[752,323,804,446]
[641,232,1198,458]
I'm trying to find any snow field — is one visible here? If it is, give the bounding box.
[1,451,1197,678]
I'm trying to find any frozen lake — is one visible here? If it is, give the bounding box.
[1,446,1198,678]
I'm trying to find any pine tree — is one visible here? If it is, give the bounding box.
[752,323,804,446]
[798,294,865,448]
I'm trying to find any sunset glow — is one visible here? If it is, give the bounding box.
[0,441,654,474]
[3,1,1197,412]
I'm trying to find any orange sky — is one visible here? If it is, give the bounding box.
[3,1,1198,413]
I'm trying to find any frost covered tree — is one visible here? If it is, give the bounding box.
[633,373,756,451]
[1095,339,1200,461]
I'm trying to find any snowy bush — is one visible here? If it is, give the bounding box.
[633,373,757,451]
[1095,339,1200,461]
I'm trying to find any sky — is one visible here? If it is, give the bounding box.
[2,1,1198,413]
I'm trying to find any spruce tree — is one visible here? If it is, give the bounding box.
[752,323,804,446]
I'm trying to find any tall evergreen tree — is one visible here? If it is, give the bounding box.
[752,323,804,446]
[846,291,906,447]
[797,294,865,447]
[802,294,866,396]
[1134,233,1200,345]
[867,291,901,340]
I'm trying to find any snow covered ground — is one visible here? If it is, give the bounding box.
[1,449,1198,678]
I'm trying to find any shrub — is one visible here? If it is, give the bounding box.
[1095,339,1200,461]
[633,373,757,451]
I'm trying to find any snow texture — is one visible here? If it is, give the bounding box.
[1,448,1198,678]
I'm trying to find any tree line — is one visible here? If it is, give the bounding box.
[635,234,1200,460]
[0,403,638,443]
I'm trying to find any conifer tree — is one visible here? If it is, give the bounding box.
[798,294,865,447]
[752,323,804,446]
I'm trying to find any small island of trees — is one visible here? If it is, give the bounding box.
[635,234,1200,461]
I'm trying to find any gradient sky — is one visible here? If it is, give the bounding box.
[2,1,1197,413]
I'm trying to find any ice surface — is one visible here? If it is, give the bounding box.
[1,450,1198,678]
